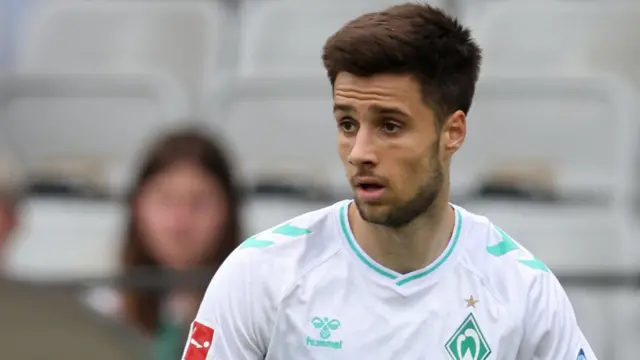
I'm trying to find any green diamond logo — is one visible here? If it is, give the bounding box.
[445,313,491,360]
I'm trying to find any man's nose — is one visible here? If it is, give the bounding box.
[347,128,378,168]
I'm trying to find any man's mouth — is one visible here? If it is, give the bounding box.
[354,177,387,201]
[357,183,385,191]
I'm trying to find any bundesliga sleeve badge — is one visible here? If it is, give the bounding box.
[183,321,214,360]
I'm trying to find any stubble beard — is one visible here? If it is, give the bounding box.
[354,152,444,229]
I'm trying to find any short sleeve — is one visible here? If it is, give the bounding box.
[181,249,268,360]
[517,272,598,360]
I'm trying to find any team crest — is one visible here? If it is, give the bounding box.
[445,313,491,360]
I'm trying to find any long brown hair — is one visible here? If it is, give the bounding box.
[121,128,241,334]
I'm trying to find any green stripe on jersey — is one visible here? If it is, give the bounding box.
[239,223,311,249]
[486,226,549,272]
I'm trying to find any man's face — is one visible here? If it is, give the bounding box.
[333,72,465,227]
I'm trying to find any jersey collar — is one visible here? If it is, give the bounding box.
[338,200,464,289]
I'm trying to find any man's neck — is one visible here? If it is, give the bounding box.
[349,198,455,275]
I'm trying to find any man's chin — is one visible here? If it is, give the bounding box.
[353,200,391,223]
[353,197,384,210]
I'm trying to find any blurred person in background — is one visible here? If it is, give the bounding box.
[87,128,241,360]
[0,191,19,262]
[0,154,25,267]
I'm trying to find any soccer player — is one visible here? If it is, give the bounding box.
[182,3,596,359]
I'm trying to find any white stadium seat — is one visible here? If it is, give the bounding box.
[15,0,233,112]
[211,76,343,188]
[453,74,640,211]
[5,198,126,281]
[0,74,189,194]
[468,2,640,84]
[238,0,447,77]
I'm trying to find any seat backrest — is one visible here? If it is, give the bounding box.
[0,74,189,193]
[452,74,640,209]
[213,76,342,186]
[5,198,126,281]
[239,0,446,77]
[469,2,640,81]
[16,1,230,105]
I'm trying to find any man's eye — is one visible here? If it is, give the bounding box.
[382,121,401,133]
[339,118,358,133]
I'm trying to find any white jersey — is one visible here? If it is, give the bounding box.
[182,200,596,360]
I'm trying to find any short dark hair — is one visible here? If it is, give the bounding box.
[322,3,482,122]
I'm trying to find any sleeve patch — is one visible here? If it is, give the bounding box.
[183,321,214,360]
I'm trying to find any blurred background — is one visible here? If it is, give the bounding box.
[0,0,638,359]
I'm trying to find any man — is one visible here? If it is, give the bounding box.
[183,3,596,359]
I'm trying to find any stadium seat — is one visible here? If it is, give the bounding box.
[453,74,640,211]
[210,76,344,188]
[238,0,447,77]
[15,0,234,112]
[468,2,640,83]
[0,74,189,195]
[5,198,126,281]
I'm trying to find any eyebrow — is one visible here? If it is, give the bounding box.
[333,104,409,117]
[370,105,409,117]
[333,104,354,114]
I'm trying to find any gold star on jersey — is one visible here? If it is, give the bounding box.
[465,295,478,308]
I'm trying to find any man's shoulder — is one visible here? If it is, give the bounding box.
[213,200,347,305]
[456,205,557,305]
[239,200,346,251]
[456,204,550,273]
[222,199,347,282]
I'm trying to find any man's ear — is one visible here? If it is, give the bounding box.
[439,110,467,157]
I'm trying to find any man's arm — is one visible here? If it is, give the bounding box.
[517,272,597,359]
[182,250,267,360]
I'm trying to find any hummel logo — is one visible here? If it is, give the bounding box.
[305,317,343,350]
